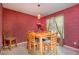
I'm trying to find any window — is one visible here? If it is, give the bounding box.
[46,15,64,39]
[55,15,64,39]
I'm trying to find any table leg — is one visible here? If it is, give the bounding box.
[39,37,43,55]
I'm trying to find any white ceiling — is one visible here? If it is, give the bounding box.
[3,3,76,17]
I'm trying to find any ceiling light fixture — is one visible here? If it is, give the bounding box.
[37,4,41,20]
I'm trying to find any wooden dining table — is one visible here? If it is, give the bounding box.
[34,32,52,54]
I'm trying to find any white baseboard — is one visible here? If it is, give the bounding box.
[17,42,27,45]
[64,45,79,52]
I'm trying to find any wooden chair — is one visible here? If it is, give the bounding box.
[3,32,17,50]
[45,32,58,54]
[30,32,37,53]
[26,32,32,53]
[28,32,39,54]
[49,33,58,54]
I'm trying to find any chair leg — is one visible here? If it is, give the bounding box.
[42,44,45,54]
[48,45,51,54]
[34,44,36,53]
[28,43,32,53]
[48,45,54,55]
[3,41,7,50]
[9,40,12,50]
[31,45,35,54]
[55,47,57,55]
[53,46,57,55]
[0,46,3,53]
[15,39,17,47]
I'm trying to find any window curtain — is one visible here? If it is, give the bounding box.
[46,17,57,32]
[46,18,50,32]
[46,15,64,39]
[55,15,64,39]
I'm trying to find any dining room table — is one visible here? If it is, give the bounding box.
[34,32,52,54]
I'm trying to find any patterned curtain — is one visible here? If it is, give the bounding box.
[46,15,64,39]
[46,17,57,32]
[55,15,64,39]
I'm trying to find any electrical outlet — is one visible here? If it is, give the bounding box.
[73,42,77,45]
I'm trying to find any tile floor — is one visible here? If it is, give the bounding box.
[0,43,79,55]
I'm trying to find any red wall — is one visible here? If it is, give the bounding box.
[3,8,38,43]
[0,4,2,46]
[40,4,79,49]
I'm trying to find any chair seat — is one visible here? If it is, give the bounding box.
[42,37,50,43]
[6,37,16,40]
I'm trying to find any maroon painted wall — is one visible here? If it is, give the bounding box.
[0,4,2,46]
[40,4,79,49]
[3,8,38,43]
